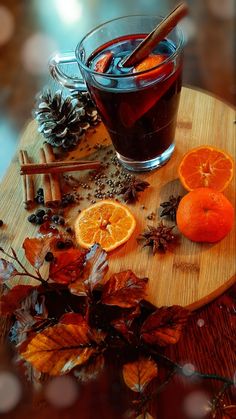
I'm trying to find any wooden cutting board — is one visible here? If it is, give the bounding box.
[0,87,235,310]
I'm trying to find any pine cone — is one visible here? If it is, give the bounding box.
[33,89,100,149]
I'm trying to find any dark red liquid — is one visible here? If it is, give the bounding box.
[87,35,182,161]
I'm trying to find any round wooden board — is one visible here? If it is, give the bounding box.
[0,87,235,310]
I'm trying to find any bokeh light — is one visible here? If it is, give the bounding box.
[44,375,79,408]
[183,391,211,418]
[0,371,22,413]
[54,0,83,24]
[208,0,235,20]
[0,6,15,46]
[197,318,205,327]
[182,363,195,377]
[180,17,196,42]
[21,33,58,75]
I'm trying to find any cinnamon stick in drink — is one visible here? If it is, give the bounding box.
[43,143,61,205]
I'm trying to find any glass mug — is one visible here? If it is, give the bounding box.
[49,15,184,171]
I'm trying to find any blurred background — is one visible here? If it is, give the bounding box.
[0,0,235,178]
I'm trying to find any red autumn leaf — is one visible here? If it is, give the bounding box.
[74,354,105,383]
[83,243,108,291]
[49,248,86,284]
[122,357,158,392]
[0,258,18,283]
[222,405,236,419]
[111,305,140,342]
[20,322,97,375]
[101,270,148,308]
[141,305,189,347]
[38,222,59,236]
[59,312,86,325]
[0,285,36,316]
[23,237,54,269]
[69,280,87,297]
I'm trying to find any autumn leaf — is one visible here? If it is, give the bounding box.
[69,280,87,297]
[222,405,236,419]
[101,270,148,308]
[83,244,108,291]
[49,248,86,284]
[122,358,158,392]
[59,312,86,325]
[20,323,98,375]
[141,305,189,347]
[111,306,140,342]
[0,285,36,316]
[74,354,105,383]
[0,258,18,283]
[23,237,54,269]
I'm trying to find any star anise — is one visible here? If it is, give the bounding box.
[137,221,176,253]
[160,195,182,221]
[120,177,150,203]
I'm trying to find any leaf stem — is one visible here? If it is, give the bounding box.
[152,351,234,385]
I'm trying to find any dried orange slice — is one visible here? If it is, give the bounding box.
[74,200,136,252]
[178,145,234,192]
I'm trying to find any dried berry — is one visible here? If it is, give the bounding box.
[35,209,45,218]
[45,252,54,262]
[0,220,3,227]
[56,240,65,250]
[27,214,37,224]
[64,240,73,249]
[137,221,176,253]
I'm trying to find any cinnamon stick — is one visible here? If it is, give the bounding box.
[19,150,35,209]
[39,148,53,206]
[122,2,188,67]
[43,143,61,204]
[20,160,101,175]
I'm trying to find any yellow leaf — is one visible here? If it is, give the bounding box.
[20,323,96,376]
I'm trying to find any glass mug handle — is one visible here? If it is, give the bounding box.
[49,52,87,91]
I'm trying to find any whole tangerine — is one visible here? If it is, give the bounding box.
[176,188,234,243]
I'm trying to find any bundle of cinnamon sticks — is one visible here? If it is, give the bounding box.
[19,144,101,208]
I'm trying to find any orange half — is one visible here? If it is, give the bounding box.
[74,200,136,252]
[178,145,234,192]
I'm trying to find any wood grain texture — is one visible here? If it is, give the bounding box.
[0,87,235,309]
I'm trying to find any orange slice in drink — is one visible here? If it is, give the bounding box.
[133,54,173,80]
[178,145,234,192]
[74,200,136,252]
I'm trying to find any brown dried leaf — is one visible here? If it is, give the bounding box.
[0,258,18,282]
[69,280,87,297]
[83,244,108,291]
[20,323,96,375]
[74,354,105,383]
[59,312,86,325]
[23,237,54,269]
[102,270,148,308]
[111,306,140,342]
[49,248,86,284]
[222,405,236,419]
[122,358,158,392]
[141,305,189,347]
[0,285,35,316]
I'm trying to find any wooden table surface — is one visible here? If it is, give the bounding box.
[0,86,235,418]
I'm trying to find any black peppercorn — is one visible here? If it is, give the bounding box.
[0,220,3,227]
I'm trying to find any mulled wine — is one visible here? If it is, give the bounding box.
[87,34,182,169]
